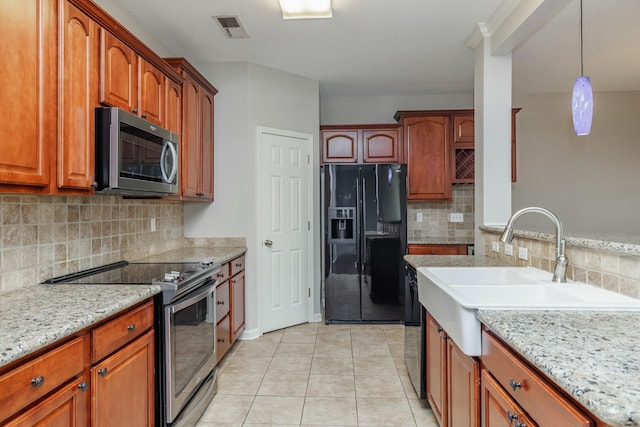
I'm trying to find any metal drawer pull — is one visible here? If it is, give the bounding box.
[235,263,242,267]
[437,327,443,333]
[31,376,45,388]
[127,324,136,332]
[98,368,108,377]
[509,379,522,391]
[218,337,225,343]
[506,411,518,422]
[78,382,88,392]
[515,422,526,427]
[217,300,225,305]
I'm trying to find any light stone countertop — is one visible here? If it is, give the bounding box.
[477,310,640,427]
[0,284,160,368]
[0,246,247,369]
[405,255,639,427]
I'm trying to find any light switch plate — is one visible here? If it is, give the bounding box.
[416,212,423,222]
[150,218,156,232]
[449,213,464,223]
[491,242,500,253]
[518,247,529,260]
[504,244,513,256]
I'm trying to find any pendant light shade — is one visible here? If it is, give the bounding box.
[572,0,592,135]
[572,76,593,135]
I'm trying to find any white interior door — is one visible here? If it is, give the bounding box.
[258,127,312,333]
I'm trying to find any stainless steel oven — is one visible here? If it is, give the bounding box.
[164,281,217,426]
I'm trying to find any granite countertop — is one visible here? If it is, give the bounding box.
[0,285,160,368]
[478,310,640,427]
[134,246,246,264]
[0,246,247,369]
[407,255,639,426]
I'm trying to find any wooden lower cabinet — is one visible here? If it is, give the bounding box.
[408,244,468,255]
[92,330,155,427]
[4,374,89,427]
[231,270,245,340]
[481,370,536,427]
[216,315,232,363]
[216,254,246,362]
[427,312,480,427]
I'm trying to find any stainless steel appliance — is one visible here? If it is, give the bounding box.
[322,164,407,322]
[95,107,179,196]
[45,259,220,426]
[404,263,426,399]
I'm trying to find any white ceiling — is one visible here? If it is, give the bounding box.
[109,0,640,97]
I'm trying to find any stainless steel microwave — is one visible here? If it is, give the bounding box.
[95,107,179,196]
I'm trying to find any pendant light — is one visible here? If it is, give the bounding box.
[571,0,593,135]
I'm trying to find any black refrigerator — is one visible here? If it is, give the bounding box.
[322,164,407,322]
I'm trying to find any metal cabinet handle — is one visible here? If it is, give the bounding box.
[141,113,147,119]
[78,382,88,392]
[235,263,242,267]
[218,337,225,343]
[127,324,136,332]
[98,368,108,377]
[217,300,225,305]
[437,327,443,333]
[31,376,45,388]
[132,108,138,114]
[515,422,527,427]
[507,411,518,422]
[509,379,522,391]
[90,181,98,189]
[264,240,273,247]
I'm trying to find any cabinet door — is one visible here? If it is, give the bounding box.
[404,116,451,200]
[199,88,215,200]
[231,271,245,340]
[92,330,154,427]
[322,131,358,163]
[481,370,537,427]
[216,280,230,324]
[58,1,98,192]
[0,0,55,189]
[100,29,138,113]
[165,78,182,135]
[216,315,232,363]
[138,58,164,126]
[4,375,89,427]
[448,339,480,427]
[426,313,447,427]
[181,77,201,199]
[363,129,400,163]
[453,115,474,144]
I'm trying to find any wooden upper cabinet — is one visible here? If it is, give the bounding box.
[165,57,218,202]
[322,131,358,163]
[138,58,165,126]
[320,125,401,164]
[100,29,138,113]
[399,114,452,200]
[453,115,475,144]
[0,0,56,191]
[57,1,98,193]
[165,78,182,135]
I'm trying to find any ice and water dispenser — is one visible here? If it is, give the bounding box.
[328,207,356,244]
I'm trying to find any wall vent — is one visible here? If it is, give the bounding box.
[213,15,249,39]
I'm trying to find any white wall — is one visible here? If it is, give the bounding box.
[320,93,473,124]
[511,91,640,234]
[184,62,321,335]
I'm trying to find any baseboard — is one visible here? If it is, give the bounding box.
[237,327,261,341]
[312,312,322,323]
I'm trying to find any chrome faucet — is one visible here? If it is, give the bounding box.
[499,207,568,283]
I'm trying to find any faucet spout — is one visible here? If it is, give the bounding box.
[499,207,568,283]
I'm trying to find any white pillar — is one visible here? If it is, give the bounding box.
[473,36,513,254]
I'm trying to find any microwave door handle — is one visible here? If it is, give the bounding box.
[160,141,178,183]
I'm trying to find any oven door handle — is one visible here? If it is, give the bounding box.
[169,282,215,313]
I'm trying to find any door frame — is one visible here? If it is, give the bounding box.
[255,126,315,334]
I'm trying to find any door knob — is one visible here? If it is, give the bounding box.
[264,240,273,247]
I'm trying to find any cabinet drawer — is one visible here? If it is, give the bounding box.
[480,369,537,427]
[407,244,467,255]
[91,300,154,363]
[0,336,85,423]
[230,255,245,277]
[482,331,592,427]
[216,280,230,323]
[216,262,230,283]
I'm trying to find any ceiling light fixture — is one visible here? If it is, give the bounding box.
[278,0,332,20]
[571,0,593,136]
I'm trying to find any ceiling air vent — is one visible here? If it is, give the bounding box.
[213,15,249,39]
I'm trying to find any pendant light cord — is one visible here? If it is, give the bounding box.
[579,0,584,77]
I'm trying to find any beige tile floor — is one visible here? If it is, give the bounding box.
[196,322,438,426]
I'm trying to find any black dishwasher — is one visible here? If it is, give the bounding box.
[404,263,426,399]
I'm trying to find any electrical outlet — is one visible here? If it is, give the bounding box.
[449,213,464,223]
[504,244,514,256]
[416,212,423,222]
[491,242,500,253]
[150,218,156,232]
[518,247,529,260]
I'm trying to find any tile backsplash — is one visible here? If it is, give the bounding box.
[407,184,474,243]
[0,195,184,292]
